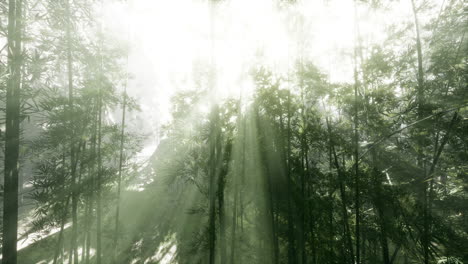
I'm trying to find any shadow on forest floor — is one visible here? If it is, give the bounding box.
[16,188,178,264]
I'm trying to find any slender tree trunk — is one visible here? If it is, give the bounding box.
[113,88,127,262]
[69,142,83,264]
[268,162,280,264]
[83,195,91,264]
[299,84,307,264]
[353,47,361,264]
[353,3,361,262]
[326,118,355,264]
[361,230,366,264]
[372,169,390,264]
[231,113,247,264]
[208,2,217,262]
[83,168,90,264]
[256,110,280,264]
[64,0,80,262]
[218,141,229,264]
[96,81,103,264]
[208,105,218,264]
[2,1,22,263]
[230,173,238,264]
[378,206,390,264]
[285,91,296,264]
[218,169,226,264]
[240,115,247,234]
[85,108,98,264]
[229,130,241,264]
[95,2,105,259]
[306,149,316,264]
[353,60,361,264]
[87,129,97,264]
[84,189,93,264]
[53,153,69,264]
[410,1,430,263]
[53,195,71,264]
[390,243,401,264]
[327,133,335,264]
[78,141,87,263]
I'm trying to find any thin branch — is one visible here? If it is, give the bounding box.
[356,104,465,166]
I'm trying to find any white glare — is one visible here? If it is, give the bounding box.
[101,0,421,134]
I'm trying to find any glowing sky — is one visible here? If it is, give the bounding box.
[101,0,443,151]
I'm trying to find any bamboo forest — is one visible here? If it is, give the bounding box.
[0,0,467,263]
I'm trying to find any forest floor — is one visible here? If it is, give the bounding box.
[14,187,174,264]
[15,187,66,264]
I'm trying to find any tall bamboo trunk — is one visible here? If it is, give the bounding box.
[78,141,87,263]
[229,137,240,264]
[230,113,247,264]
[53,192,71,264]
[353,3,361,262]
[113,88,127,262]
[96,83,103,264]
[84,182,93,264]
[208,1,218,262]
[410,1,429,263]
[372,169,390,264]
[255,110,279,264]
[83,195,91,264]
[299,83,307,264]
[218,157,227,263]
[69,142,83,264]
[240,114,247,233]
[328,141,335,264]
[64,0,80,262]
[285,91,296,264]
[218,142,229,264]
[95,2,105,260]
[326,118,355,264]
[3,1,22,263]
[85,106,98,264]
[229,172,238,264]
[208,105,218,264]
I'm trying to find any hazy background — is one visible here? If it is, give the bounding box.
[101,0,441,158]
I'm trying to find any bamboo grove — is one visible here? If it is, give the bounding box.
[1,0,467,264]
